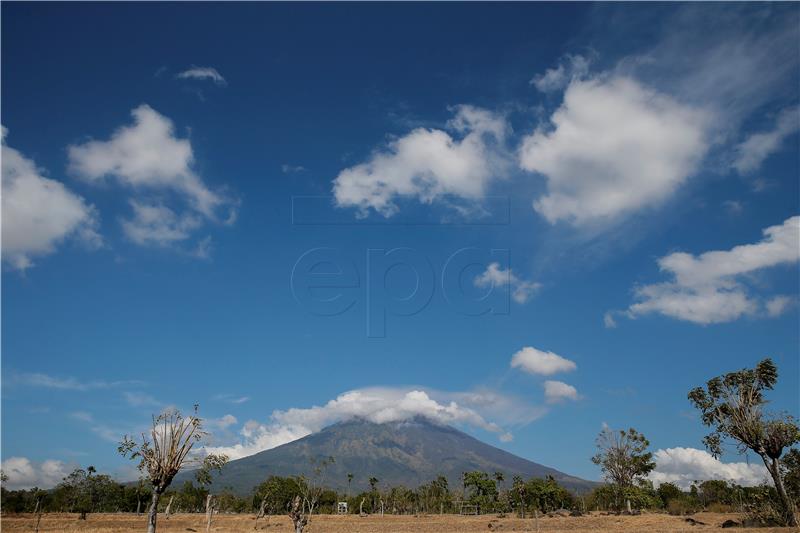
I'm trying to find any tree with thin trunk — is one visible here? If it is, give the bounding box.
[288,456,334,533]
[688,358,799,526]
[118,406,228,533]
[591,426,655,513]
[33,495,43,533]
[347,473,353,498]
[369,476,379,512]
[253,497,268,530]
[205,493,214,532]
[164,495,174,519]
[512,475,526,518]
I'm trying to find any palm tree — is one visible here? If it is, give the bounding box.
[494,472,504,487]
[347,473,354,498]
[369,477,379,512]
[494,472,506,513]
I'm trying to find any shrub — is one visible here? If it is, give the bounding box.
[666,498,700,515]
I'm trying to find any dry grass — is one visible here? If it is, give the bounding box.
[1,512,794,532]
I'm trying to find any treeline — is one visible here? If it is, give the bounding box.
[1,467,149,515]
[4,464,799,520]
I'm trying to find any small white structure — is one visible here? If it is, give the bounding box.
[337,501,348,514]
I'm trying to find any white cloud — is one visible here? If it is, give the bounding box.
[2,127,101,270]
[531,54,590,93]
[733,106,799,174]
[1,457,71,490]
[543,380,580,404]
[474,262,541,304]
[204,386,529,460]
[11,372,143,391]
[121,200,202,246]
[751,178,776,193]
[649,447,769,489]
[205,422,308,461]
[68,105,223,217]
[67,411,130,443]
[332,105,508,217]
[722,200,743,216]
[281,164,306,174]
[214,394,250,405]
[123,391,160,407]
[67,105,235,250]
[176,66,227,86]
[766,295,794,317]
[520,76,711,226]
[510,346,577,376]
[624,216,799,324]
[616,5,798,135]
[448,388,548,427]
[70,411,94,422]
[603,311,617,329]
[206,414,238,430]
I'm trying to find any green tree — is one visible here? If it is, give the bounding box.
[368,476,379,512]
[781,448,800,503]
[58,468,92,518]
[688,358,799,526]
[697,479,735,506]
[254,475,302,514]
[416,476,450,514]
[656,482,683,507]
[215,488,248,513]
[175,481,209,512]
[525,475,574,513]
[591,427,655,512]
[387,485,415,514]
[462,471,498,513]
[511,475,526,517]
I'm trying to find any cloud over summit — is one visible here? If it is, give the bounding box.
[204,386,535,460]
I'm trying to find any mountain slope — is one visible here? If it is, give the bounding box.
[191,417,595,495]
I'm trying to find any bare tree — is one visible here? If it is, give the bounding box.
[288,456,334,532]
[689,358,799,526]
[118,406,228,533]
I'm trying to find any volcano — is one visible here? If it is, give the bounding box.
[191,416,595,495]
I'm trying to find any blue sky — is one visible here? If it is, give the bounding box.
[2,3,798,490]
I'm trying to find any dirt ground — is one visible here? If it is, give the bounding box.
[1,512,795,532]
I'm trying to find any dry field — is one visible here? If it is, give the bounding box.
[1,512,795,533]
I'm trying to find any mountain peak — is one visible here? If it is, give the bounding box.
[192,417,595,494]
